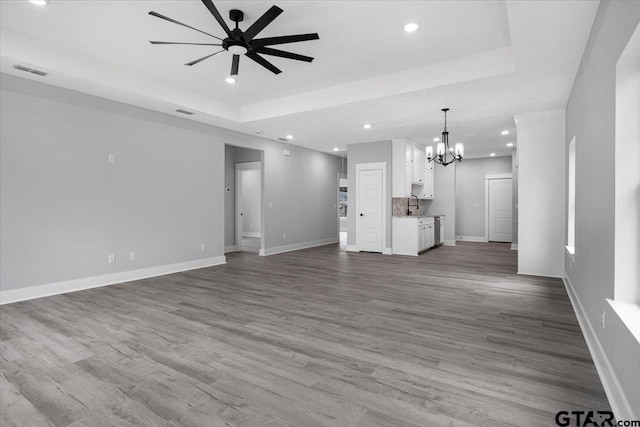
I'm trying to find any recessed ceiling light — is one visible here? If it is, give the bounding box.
[501,130,509,135]
[506,142,514,147]
[404,23,419,33]
[490,153,496,157]
[363,124,372,129]
[29,0,50,5]
[333,147,340,152]
[433,137,440,142]
[225,76,236,84]
[286,134,294,140]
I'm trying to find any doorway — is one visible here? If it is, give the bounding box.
[338,173,347,248]
[236,162,262,253]
[356,162,386,253]
[485,174,513,242]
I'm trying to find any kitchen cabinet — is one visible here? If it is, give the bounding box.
[412,145,425,184]
[393,140,432,198]
[392,216,435,256]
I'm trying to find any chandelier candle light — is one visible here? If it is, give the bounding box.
[426,108,464,166]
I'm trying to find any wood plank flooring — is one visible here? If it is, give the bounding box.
[1,242,609,426]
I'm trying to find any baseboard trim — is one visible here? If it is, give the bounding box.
[242,232,261,238]
[382,247,393,255]
[562,271,634,420]
[456,236,489,243]
[0,256,227,305]
[346,245,357,252]
[260,238,339,256]
[224,245,238,253]
[443,240,457,246]
[511,243,519,250]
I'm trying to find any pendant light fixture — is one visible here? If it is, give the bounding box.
[426,108,464,167]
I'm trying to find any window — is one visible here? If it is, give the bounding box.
[567,136,576,256]
[610,22,640,343]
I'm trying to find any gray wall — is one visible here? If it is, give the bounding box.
[347,141,392,250]
[1,74,341,292]
[455,156,512,239]
[565,0,640,415]
[425,163,456,244]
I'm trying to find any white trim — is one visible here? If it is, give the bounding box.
[485,174,513,242]
[443,240,457,246]
[511,243,519,250]
[224,245,238,253]
[235,161,261,170]
[0,256,227,305]
[456,235,489,243]
[242,232,261,238]
[382,247,393,255]
[562,272,635,421]
[260,238,339,256]
[355,162,387,253]
[346,245,358,252]
[565,245,576,263]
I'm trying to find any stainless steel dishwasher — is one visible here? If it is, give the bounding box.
[434,215,445,246]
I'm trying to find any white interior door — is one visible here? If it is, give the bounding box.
[356,166,383,252]
[488,178,513,242]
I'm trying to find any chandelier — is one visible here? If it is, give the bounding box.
[426,108,464,166]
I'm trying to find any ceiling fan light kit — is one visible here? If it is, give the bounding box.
[426,108,464,167]
[148,0,319,78]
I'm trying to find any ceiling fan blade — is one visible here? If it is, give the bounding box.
[200,0,232,37]
[185,50,224,66]
[150,41,222,46]
[251,33,319,48]
[256,47,314,62]
[243,5,283,42]
[231,55,240,76]
[246,52,281,74]
[148,11,222,41]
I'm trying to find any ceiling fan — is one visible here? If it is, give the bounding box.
[148,0,319,76]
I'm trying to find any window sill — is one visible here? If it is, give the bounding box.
[565,245,575,262]
[607,299,640,344]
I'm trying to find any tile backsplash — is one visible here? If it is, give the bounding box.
[393,198,427,216]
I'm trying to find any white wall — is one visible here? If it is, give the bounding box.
[565,0,640,417]
[516,110,566,278]
[455,156,512,240]
[1,74,342,298]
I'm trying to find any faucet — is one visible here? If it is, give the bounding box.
[408,194,419,215]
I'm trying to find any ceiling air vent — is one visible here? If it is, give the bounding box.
[13,64,48,77]
[175,109,194,116]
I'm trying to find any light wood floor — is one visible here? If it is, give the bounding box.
[1,242,609,426]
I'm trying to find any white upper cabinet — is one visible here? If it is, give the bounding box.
[393,140,434,199]
[412,145,425,184]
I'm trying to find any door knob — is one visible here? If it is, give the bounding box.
[360,213,364,216]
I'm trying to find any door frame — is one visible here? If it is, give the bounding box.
[235,161,262,252]
[355,162,387,253]
[484,173,513,242]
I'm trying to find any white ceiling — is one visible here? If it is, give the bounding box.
[0,0,599,158]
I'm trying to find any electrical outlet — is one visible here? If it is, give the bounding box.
[283,234,287,240]
[200,243,206,251]
[108,154,116,164]
[108,254,115,264]
[269,202,273,209]
[129,251,136,261]
[601,311,605,329]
